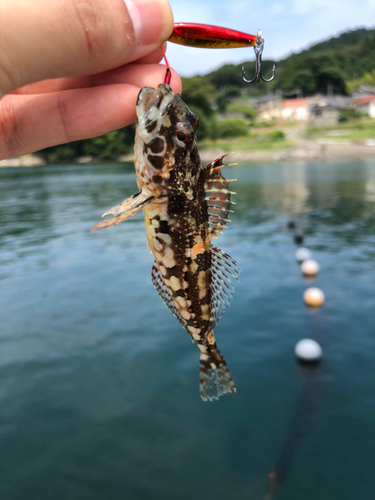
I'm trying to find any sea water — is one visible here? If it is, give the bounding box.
[1,160,375,500]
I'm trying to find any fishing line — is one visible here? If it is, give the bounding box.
[160,44,172,85]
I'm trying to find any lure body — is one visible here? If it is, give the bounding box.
[168,23,274,84]
[169,22,257,49]
[93,84,239,401]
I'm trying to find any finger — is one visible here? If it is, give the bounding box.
[0,66,181,159]
[91,62,181,89]
[11,48,167,96]
[137,43,166,64]
[0,0,174,96]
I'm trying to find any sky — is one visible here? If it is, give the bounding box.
[167,0,375,76]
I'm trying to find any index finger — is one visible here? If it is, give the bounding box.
[0,0,173,96]
[10,45,168,96]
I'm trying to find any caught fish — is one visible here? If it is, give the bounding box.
[93,84,239,401]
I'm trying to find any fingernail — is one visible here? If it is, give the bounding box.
[125,0,173,45]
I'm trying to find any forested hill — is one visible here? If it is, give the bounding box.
[39,27,375,162]
[203,27,375,96]
[299,28,374,55]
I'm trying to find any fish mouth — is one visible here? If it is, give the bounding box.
[136,84,173,125]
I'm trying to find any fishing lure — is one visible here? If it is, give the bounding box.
[168,23,275,83]
[169,23,258,49]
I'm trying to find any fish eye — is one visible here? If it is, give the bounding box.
[176,130,187,142]
[173,124,191,147]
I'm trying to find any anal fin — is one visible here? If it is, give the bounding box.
[92,191,155,231]
[209,246,240,330]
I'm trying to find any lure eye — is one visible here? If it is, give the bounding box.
[173,124,192,147]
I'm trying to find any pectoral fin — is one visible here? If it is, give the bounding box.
[92,191,155,231]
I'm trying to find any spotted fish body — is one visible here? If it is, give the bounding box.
[93,84,239,401]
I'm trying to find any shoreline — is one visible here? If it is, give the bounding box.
[200,142,375,163]
[1,142,375,168]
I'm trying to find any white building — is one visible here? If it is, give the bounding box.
[353,96,375,118]
[251,94,282,121]
[282,99,310,121]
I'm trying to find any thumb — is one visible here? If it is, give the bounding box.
[0,0,173,96]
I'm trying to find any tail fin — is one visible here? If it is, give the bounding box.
[199,347,236,402]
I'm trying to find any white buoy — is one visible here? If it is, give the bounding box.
[295,248,312,263]
[303,287,325,307]
[295,339,322,362]
[301,259,319,277]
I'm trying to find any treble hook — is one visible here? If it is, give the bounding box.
[242,29,275,83]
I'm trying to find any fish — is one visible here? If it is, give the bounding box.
[92,83,239,401]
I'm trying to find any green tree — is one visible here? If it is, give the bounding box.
[40,126,135,162]
[216,95,228,114]
[338,108,363,122]
[207,64,243,90]
[82,127,135,157]
[346,69,375,93]
[217,119,249,138]
[222,86,242,99]
[226,103,257,121]
[180,76,215,116]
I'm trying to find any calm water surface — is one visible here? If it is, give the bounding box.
[0,160,375,500]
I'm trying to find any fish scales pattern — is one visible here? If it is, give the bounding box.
[145,185,213,343]
[93,84,239,401]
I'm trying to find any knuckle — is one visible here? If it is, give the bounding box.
[0,96,22,158]
[56,93,71,143]
[70,0,112,57]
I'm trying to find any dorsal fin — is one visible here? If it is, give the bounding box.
[209,246,240,330]
[151,262,187,330]
[203,155,236,241]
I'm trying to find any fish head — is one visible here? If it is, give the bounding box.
[135,84,201,197]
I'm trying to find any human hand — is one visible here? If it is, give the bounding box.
[0,0,181,160]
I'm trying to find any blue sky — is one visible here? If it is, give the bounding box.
[167,0,375,76]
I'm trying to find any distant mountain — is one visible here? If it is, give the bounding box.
[300,28,375,54]
[203,27,375,96]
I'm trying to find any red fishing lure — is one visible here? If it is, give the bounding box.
[164,23,275,84]
[169,22,258,49]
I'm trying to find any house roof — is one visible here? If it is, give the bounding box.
[282,98,309,108]
[252,94,281,104]
[353,95,375,106]
[356,85,375,94]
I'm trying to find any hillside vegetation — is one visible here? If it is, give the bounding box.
[40,27,375,162]
[204,27,375,96]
